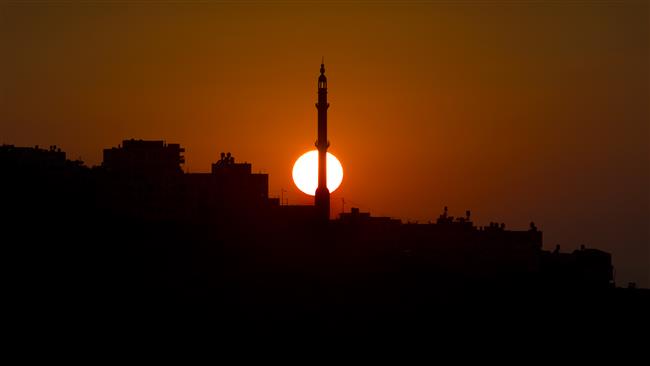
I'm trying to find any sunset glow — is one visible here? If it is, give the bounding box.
[0,2,647,288]
[292,150,343,196]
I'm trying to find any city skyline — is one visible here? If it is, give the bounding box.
[1,2,647,288]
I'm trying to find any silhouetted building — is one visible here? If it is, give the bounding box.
[315,60,331,221]
[540,244,614,288]
[335,206,544,281]
[98,141,272,222]
[102,139,185,177]
[183,152,270,220]
[338,207,401,227]
[1,144,68,168]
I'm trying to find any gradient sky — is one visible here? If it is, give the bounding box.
[1,1,648,287]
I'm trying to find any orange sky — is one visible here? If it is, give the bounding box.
[1,2,648,287]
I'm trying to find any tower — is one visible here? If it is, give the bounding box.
[315,60,330,221]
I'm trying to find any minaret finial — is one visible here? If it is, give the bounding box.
[320,57,325,74]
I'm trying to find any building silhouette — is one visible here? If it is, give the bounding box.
[97,140,270,222]
[103,139,185,177]
[315,60,331,221]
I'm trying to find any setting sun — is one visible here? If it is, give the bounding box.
[292,150,343,196]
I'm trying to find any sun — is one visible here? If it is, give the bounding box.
[292,150,343,196]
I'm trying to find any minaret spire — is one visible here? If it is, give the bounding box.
[315,60,330,221]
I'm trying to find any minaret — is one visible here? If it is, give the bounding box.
[315,59,330,221]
